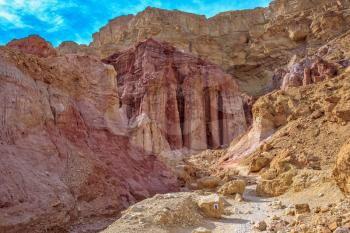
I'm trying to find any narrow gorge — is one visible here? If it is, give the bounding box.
[1,0,350,233]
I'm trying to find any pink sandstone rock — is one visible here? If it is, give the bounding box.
[103,39,247,153]
[0,42,179,233]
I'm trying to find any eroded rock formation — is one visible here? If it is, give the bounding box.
[103,39,247,154]
[0,44,179,233]
[60,0,350,95]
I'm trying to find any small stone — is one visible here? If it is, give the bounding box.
[296,214,307,223]
[295,204,311,214]
[315,206,322,213]
[254,220,267,231]
[262,143,273,151]
[319,193,325,197]
[235,193,244,202]
[285,208,295,216]
[271,200,285,209]
[329,221,339,231]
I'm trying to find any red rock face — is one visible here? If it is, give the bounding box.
[0,45,179,232]
[6,35,58,58]
[103,39,247,153]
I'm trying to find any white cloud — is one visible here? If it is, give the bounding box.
[0,0,75,29]
[0,9,28,27]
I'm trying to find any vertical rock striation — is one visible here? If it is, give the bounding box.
[103,39,247,154]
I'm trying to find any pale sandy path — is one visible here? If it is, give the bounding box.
[199,185,281,233]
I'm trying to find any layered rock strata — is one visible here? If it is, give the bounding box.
[0,39,179,233]
[102,39,247,154]
[63,0,350,95]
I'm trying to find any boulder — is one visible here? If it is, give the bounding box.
[254,220,268,231]
[218,180,246,196]
[197,194,224,218]
[250,155,271,172]
[257,169,298,197]
[197,176,221,189]
[333,140,350,195]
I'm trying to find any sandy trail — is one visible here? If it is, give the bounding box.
[199,185,281,233]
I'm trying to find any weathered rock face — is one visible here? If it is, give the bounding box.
[103,39,247,154]
[6,35,57,58]
[333,140,350,196]
[0,44,179,233]
[60,0,350,95]
[273,56,338,90]
[90,7,267,69]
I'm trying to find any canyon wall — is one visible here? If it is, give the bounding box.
[3,0,350,231]
[60,0,350,95]
[102,39,247,156]
[0,40,179,233]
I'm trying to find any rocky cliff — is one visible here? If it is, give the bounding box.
[102,39,247,156]
[60,0,350,95]
[0,38,179,233]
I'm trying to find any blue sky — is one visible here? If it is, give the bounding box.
[0,0,271,47]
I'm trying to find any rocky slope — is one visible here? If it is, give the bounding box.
[0,38,180,233]
[219,31,350,197]
[60,0,350,96]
